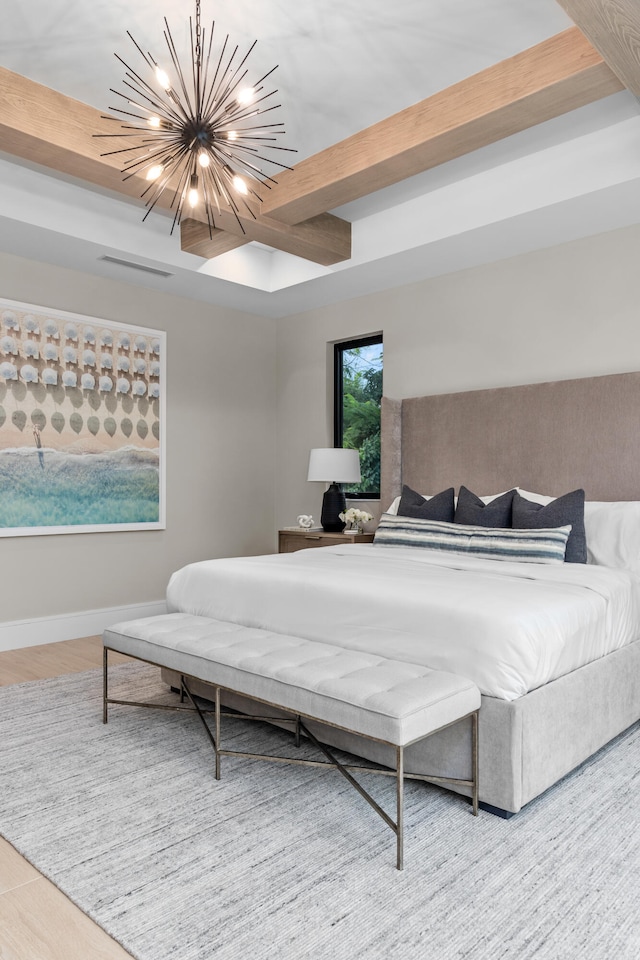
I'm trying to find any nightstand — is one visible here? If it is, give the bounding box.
[278,528,375,553]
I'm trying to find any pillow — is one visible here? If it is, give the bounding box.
[373,513,571,564]
[584,501,640,574]
[386,489,512,515]
[454,486,516,528]
[387,491,436,515]
[397,485,455,522]
[386,495,416,515]
[517,488,554,506]
[480,489,519,505]
[512,489,586,563]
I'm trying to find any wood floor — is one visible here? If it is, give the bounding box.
[0,637,136,960]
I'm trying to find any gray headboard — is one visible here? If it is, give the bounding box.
[381,371,640,508]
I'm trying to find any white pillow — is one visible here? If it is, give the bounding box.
[517,488,554,506]
[480,489,518,504]
[584,501,640,574]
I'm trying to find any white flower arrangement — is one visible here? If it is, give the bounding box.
[339,507,373,533]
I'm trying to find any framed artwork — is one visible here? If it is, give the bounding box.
[0,298,165,536]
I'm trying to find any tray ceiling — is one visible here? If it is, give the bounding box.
[0,0,639,318]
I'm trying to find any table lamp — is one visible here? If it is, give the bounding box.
[307,448,361,532]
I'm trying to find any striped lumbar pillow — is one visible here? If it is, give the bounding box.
[373,513,571,564]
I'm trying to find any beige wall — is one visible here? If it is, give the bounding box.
[276,224,640,526]
[4,222,640,624]
[0,252,276,622]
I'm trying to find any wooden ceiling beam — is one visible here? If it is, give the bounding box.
[556,0,640,97]
[179,210,350,264]
[0,66,351,265]
[180,220,249,259]
[0,22,630,261]
[261,27,624,226]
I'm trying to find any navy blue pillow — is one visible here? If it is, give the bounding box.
[454,486,516,528]
[398,485,455,522]
[512,490,586,563]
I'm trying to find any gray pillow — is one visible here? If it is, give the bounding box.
[454,486,516,528]
[398,485,455,522]
[512,490,586,563]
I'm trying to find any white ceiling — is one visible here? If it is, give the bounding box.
[1,0,639,319]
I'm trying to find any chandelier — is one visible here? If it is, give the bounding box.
[97,0,295,235]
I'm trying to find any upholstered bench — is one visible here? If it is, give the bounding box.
[103,612,481,870]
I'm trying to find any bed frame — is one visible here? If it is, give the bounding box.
[164,371,640,816]
[378,370,640,814]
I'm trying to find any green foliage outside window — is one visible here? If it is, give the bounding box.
[336,338,383,495]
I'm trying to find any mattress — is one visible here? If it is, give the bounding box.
[166,544,640,701]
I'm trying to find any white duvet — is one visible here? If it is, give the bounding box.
[166,544,640,701]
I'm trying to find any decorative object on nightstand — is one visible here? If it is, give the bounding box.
[339,507,373,535]
[307,447,361,532]
[297,514,314,528]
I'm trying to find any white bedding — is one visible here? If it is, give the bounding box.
[166,544,640,701]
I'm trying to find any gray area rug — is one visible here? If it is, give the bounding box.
[0,663,638,960]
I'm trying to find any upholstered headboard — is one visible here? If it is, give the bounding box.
[381,371,640,509]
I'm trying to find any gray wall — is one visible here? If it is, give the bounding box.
[276,223,640,526]
[0,252,276,622]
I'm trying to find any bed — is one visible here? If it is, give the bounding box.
[164,371,640,815]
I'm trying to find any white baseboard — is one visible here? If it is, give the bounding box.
[0,600,168,653]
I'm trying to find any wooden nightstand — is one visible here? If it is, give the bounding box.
[278,528,375,553]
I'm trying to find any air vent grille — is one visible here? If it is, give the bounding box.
[99,256,173,278]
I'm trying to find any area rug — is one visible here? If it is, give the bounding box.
[0,663,638,960]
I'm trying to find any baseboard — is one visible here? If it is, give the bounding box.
[0,600,168,653]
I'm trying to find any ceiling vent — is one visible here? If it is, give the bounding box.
[98,255,173,278]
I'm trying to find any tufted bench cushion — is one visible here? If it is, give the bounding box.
[104,612,480,747]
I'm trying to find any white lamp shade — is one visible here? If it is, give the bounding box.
[307,447,361,483]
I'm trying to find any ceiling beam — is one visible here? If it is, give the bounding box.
[261,27,624,226]
[556,0,640,96]
[179,211,349,264]
[180,220,249,259]
[0,66,351,265]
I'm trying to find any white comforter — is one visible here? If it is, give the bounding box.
[166,544,640,701]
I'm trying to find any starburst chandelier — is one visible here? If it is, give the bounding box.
[97,0,295,235]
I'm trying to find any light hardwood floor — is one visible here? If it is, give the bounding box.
[0,637,136,960]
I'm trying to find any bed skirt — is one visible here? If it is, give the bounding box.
[160,638,640,814]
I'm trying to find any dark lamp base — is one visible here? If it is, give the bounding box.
[321,483,346,532]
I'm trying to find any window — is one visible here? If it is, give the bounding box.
[334,334,383,498]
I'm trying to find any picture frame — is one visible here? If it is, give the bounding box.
[0,298,166,536]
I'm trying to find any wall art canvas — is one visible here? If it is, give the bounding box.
[0,298,165,536]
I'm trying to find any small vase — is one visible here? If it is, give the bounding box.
[349,522,363,535]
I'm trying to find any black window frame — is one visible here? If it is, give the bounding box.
[333,333,383,500]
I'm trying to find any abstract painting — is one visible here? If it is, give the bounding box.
[0,298,165,536]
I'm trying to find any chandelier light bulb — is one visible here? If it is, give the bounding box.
[188,174,199,207]
[226,131,238,141]
[146,164,164,181]
[147,115,161,129]
[236,86,255,106]
[155,66,171,90]
[232,175,248,195]
[198,151,210,168]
